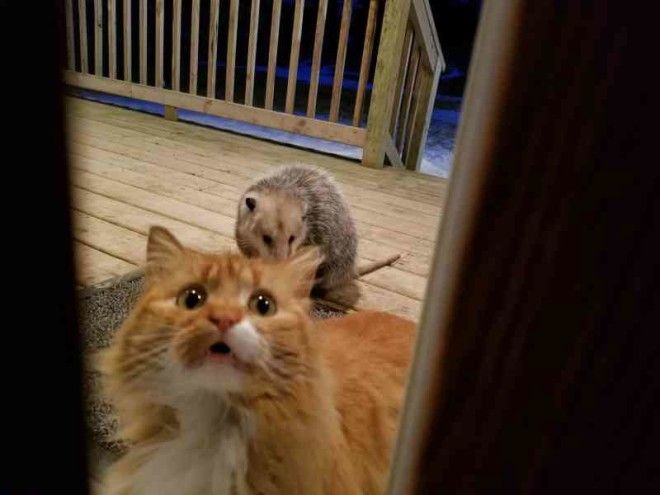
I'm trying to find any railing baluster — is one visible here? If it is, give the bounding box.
[391,27,413,134]
[94,0,103,75]
[189,0,200,93]
[265,0,282,110]
[353,0,379,126]
[123,0,131,80]
[306,0,328,118]
[155,0,164,87]
[396,47,420,151]
[65,0,75,70]
[78,0,88,73]
[285,0,305,113]
[226,0,239,101]
[108,0,117,78]
[329,0,352,122]
[171,0,181,90]
[139,0,147,83]
[207,0,221,97]
[245,0,261,106]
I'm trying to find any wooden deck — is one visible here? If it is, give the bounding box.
[67,97,448,322]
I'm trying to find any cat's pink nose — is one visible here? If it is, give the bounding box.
[209,316,239,332]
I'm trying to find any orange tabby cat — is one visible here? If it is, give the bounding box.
[99,226,416,495]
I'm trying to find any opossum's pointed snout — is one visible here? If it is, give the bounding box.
[273,245,290,261]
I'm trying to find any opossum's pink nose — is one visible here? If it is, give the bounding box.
[273,245,290,260]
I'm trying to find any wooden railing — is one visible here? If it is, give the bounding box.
[364,0,444,169]
[63,0,442,170]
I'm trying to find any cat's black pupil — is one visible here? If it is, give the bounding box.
[289,236,295,244]
[263,235,272,245]
[185,289,203,309]
[256,295,270,315]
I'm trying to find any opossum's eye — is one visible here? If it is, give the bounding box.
[289,236,295,245]
[263,235,273,246]
[245,197,256,211]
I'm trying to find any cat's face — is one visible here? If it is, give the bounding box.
[105,226,322,406]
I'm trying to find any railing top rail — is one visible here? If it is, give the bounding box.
[410,0,445,71]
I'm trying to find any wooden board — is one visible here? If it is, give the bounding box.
[108,0,117,78]
[65,72,367,147]
[66,98,448,321]
[329,0,352,122]
[78,0,88,73]
[123,0,131,80]
[189,0,201,94]
[155,0,165,87]
[139,0,147,83]
[74,242,137,285]
[244,0,261,106]
[225,0,239,101]
[265,0,283,110]
[306,0,328,118]
[207,0,220,97]
[69,131,441,240]
[66,100,444,202]
[285,0,305,113]
[171,0,182,90]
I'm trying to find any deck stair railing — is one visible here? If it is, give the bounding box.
[64,0,443,170]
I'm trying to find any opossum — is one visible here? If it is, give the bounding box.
[235,166,399,300]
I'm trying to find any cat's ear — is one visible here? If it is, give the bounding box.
[287,246,323,297]
[146,226,184,277]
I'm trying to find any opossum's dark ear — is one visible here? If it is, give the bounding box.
[245,197,257,211]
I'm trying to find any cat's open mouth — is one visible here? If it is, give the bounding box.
[206,339,250,371]
[209,341,232,355]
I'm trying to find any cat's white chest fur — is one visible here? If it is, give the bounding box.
[129,398,253,495]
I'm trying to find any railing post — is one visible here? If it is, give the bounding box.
[164,105,178,121]
[363,0,412,168]
[405,59,441,171]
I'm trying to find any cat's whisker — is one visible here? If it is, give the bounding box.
[127,327,174,344]
[118,345,170,379]
[122,360,167,385]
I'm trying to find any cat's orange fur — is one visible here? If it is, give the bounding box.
[99,226,416,495]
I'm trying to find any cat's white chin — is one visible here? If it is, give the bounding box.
[182,361,248,396]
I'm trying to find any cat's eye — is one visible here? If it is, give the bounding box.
[289,236,295,244]
[177,285,207,310]
[263,235,273,246]
[248,291,277,316]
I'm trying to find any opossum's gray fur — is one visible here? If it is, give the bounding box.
[236,165,358,292]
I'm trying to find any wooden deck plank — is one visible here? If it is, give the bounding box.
[73,188,421,317]
[69,129,442,236]
[74,242,137,285]
[356,281,421,322]
[66,101,444,194]
[72,211,148,265]
[69,112,446,207]
[66,98,446,200]
[66,98,446,321]
[71,155,433,257]
[70,141,438,264]
[70,121,444,205]
[72,173,428,298]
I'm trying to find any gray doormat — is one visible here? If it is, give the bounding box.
[78,269,345,457]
